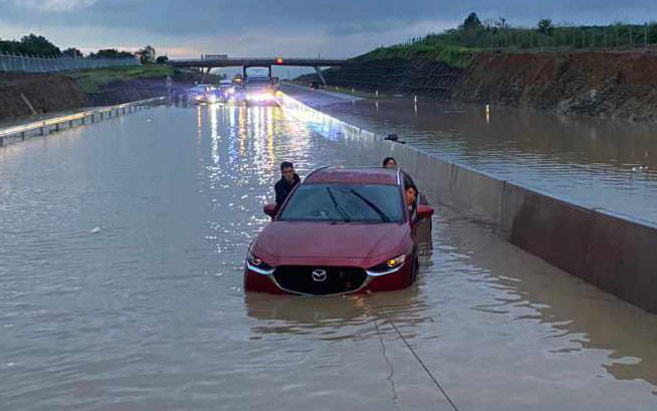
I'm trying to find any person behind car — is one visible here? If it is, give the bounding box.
[382,157,397,168]
[275,161,301,207]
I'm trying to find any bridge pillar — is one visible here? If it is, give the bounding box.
[201,67,211,84]
[314,66,327,87]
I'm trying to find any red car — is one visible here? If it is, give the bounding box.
[244,167,434,296]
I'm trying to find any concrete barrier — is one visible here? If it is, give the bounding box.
[0,96,166,148]
[279,91,657,314]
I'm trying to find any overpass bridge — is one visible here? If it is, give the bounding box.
[169,57,349,85]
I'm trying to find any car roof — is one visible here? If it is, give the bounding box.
[304,167,399,185]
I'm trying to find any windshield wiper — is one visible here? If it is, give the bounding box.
[349,189,391,223]
[326,187,351,222]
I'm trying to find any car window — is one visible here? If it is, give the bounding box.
[278,184,404,223]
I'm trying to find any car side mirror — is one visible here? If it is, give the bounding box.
[416,205,434,220]
[263,203,278,218]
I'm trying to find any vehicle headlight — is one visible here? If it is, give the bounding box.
[246,247,274,275]
[366,254,406,276]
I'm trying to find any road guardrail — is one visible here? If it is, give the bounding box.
[0,96,166,147]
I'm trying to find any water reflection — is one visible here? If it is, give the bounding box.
[319,97,657,223]
[2,102,657,409]
[427,207,657,395]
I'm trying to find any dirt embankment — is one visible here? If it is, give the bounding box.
[0,68,207,123]
[0,73,87,121]
[315,51,657,122]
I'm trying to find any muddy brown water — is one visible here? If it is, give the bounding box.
[1,103,657,410]
[283,84,657,225]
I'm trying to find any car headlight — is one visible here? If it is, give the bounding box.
[246,247,274,275]
[366,254,406,276]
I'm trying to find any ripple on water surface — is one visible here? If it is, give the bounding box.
[1,104,657,409]
[318,96,657,224]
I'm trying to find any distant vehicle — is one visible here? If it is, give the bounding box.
[271,76,280,91]
[188,84,218,104]
[244,167,434,295]
[202,54,228,60]
[309,80,320,91]
[244,75,276,105]
[218,79,237,101]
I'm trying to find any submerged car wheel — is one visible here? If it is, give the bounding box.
[409,255,419,286]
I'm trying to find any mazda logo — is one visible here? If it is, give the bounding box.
[312,269,328,282]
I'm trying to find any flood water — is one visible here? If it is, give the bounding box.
[1,103,657,410]
[284,85,657,225]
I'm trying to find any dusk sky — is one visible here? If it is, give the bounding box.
[1,0,657,59]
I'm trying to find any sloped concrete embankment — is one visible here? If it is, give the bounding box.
[279,92,657,313]
[321,58,465,99]
[319,51,657,121]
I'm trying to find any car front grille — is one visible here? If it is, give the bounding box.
[273,266,367,295]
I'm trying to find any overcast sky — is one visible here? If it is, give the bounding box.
[1,0,657,59]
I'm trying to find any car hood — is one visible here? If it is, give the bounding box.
[253,221,409,264]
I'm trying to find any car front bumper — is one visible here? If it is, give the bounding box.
[243,260,413,296]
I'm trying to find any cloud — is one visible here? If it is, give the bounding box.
[3,0,657,57]
[11,0,96,12]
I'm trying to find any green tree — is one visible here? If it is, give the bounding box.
[463,13,483,31]
[538,19,554,35]
[463,12,483,47]
[19,34,61,56]
[90,49,134,59]
[496,17,509,29]
[136,45,156,63]
[62,47,82,58]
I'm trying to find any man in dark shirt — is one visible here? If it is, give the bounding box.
[274,161,300,207]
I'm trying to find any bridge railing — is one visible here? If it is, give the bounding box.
[0,53,140,73]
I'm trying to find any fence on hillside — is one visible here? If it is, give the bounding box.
[400,23,657,52]
[0,53,140,73]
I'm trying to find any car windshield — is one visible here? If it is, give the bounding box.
[278,184,404,223]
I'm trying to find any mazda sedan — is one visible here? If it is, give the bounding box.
[244,167,434,296]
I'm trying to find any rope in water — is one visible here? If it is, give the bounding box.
[368,295,460,411]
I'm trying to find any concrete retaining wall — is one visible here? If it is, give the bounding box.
[279,92,657,314]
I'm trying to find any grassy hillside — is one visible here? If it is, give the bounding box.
[66,64,173,93]
[354,43,475,68]
[353,14,657,68]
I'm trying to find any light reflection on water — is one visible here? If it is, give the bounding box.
[0,103,656,409]
[310,95,657,224]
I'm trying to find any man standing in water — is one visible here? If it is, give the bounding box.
[275,161,301,208]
